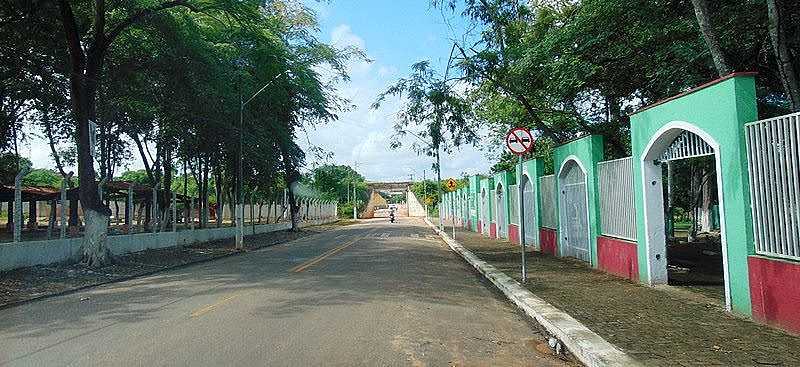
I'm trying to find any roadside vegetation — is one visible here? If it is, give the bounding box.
[1,0,363,266]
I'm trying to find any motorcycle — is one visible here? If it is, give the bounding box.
[389,210,396,223]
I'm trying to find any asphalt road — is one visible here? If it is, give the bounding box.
[0,218,570,367]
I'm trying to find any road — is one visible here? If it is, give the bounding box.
[0,218,569,367]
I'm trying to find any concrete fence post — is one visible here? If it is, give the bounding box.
[125,183,133,234]
[172,191,177,232]
[60,174,71,239]
[13,167,29,243]
[151,185,158,234]
[189,197,195,230]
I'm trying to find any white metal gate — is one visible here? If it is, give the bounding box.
[559,161,590,262]
[746,112,800,261]
[598,157,637,240]
[495,186,506,238]
[522,177,537,243]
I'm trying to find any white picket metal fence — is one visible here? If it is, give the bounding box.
[509,184,519,224]
[745,112,800,261]
[539,175,557,228]
[597,157,637,241]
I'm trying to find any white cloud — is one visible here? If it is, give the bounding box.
[299,24,493,182]
[331,24,365,50]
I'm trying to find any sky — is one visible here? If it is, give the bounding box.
[21,0,495,183]
[298,0,494,182]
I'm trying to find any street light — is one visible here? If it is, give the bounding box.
[237,69,290,249]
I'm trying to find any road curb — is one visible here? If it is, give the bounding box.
[0,221,339,311]
[424,218,641,367]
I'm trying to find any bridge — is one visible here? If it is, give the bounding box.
[359,181,425,218]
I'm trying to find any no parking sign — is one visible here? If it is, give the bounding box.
[505,126,534,283]
[506,127,534,156]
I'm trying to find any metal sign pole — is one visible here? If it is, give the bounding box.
[518,155,527,283]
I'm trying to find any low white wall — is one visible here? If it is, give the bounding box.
[0,218,336,272]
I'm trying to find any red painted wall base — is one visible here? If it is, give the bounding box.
[508,224,520,244]
[749,256,800,334]
[597,236,639,281]
[489,223,497,239]
[540,228,557,255]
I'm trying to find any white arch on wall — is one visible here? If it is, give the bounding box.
[557,155,591,260]
[495,181,506,238]
[520,171,539,248]
[639,121,731,311]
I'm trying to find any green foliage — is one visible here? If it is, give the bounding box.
[373,61,479,157]
[4,0,362,232]
[308,164,368,203]
[0,153,32,185]
[433,0,799,169]
[22,169,62,188]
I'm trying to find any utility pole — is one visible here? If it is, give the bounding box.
[423,170,428,220]
[236,91,244,250]
[436,147,443,230]
[353,184,357,220]
[237,69,288,250]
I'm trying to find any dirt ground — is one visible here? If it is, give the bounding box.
[0,222,345,308]
[452,228,800,367]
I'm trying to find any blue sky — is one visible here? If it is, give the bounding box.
[299,0,494,182]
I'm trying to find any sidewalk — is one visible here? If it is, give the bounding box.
[452,229,799,366]
[0,222,346,308]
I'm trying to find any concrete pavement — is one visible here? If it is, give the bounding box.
[0,218,571,366]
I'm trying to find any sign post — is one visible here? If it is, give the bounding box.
[445,178,458,239]
[506,127,534,283]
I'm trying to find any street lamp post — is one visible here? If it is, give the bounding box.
[237,69,289,249]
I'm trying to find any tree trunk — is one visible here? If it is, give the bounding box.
[58,0,112,267]
[690,0,733,77]
[767,0,800,111]
[700,169,712,232]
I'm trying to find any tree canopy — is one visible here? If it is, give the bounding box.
[1,0,362,266]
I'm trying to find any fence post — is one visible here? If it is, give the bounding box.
[125,183,133,234]
[151,185,158,234]
[172,191,177,232]
[13,167,29,243]
[189,197,195,230]
[60,174,71,238]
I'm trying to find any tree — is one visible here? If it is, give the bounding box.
[373,61,478,220]
[690,0,733,76]
[22,169,62,188]
[0,154,32,185]
[766,0,800,111]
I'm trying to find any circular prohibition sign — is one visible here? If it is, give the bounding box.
[505,127,534,156]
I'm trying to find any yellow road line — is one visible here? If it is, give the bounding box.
[289,235,364,273]
[190,293,243,318]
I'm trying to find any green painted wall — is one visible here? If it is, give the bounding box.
[554,135,605,267]
[630,75,757,316]
[480,177,495,229]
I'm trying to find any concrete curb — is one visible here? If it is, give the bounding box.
[424,218,641,367]
[0,220,340,311]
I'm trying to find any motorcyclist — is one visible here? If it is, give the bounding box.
[389,208,396,223]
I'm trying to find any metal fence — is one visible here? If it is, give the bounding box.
[509,184,519,224]
[745,112,800,261]
[597,157,637,241]
[539,175,557,228]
